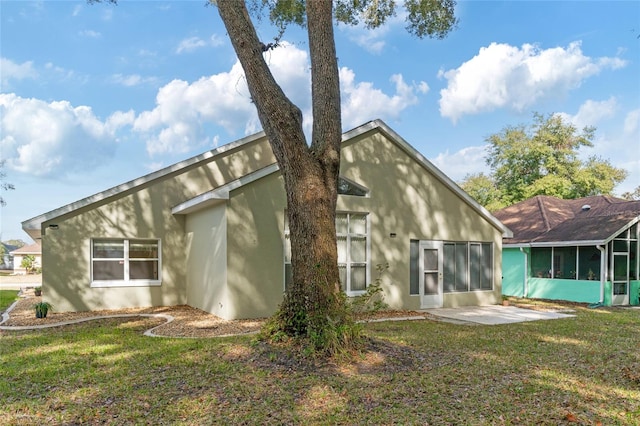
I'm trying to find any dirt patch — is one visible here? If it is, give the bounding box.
[2,289,428,338]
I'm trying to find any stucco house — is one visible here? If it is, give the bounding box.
[9,243,42,274]
[494,195,640,306]
[22,120,511,319]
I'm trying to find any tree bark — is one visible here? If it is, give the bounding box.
[217,1,349,340]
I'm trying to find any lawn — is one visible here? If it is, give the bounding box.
[1,304,638,425]
[0,290,19,314]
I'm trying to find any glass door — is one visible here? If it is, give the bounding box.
[612,253,629,305]
[419,241,443,308]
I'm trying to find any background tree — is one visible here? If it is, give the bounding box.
[93,0,457,354]
[621,185,640,200]
[460,113,627,211]
[20,254,36,274]
[0,160,15,207]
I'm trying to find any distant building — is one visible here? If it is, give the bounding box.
[10,243,42,275]
[495,195,640,306]
[1,242,19,270]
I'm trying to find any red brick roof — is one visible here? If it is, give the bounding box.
[493,195,640,245]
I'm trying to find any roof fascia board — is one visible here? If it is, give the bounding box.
[22,131,267,232]
[505,240,607,248]
[530,240,605,247]
[602,216,639,245]
[172,163,280,215]
[364,119,513,238]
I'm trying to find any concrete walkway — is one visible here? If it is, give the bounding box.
[423,305,575,325]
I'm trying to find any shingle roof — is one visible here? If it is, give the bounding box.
[493,195,640,245]
[9,243,41,255]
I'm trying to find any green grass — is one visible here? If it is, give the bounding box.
[0,290,19,313]
[1,305,639,425]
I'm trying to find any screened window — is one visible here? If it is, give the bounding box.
[578,246,600,280]
[91,239,160,287]
[443,242,493,293]
[284,212,369,295]
[531,248,552,278]
[553,247,576,279]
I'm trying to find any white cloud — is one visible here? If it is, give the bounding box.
[439,41,627,122]
[175,34,226,54]
[79,29,101,38]
[0,58,38,88]
[133,62,256,155]
[623,108,640,135]
[0,94,128,177]
[430,145,488,182]
[557,97,617,130]
[72,4,82,17]
[134,42,311,155]
[111,73,158,87]
[135,41,428,154]
[176,36,208,54]
[340,70,427,128]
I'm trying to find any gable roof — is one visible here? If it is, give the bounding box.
[22,119,511,240]
[494,195,640,246]
[9,243,41,255]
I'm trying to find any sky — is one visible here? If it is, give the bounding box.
[1,0,639,243]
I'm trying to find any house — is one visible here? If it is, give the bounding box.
[9,243,42,274]
[1,242,19,270]
[494,195,640,306]
[21,120,511,319]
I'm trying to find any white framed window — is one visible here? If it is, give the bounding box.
[284,212,370,295]
[443,241,493,293]
[91,239,161,287]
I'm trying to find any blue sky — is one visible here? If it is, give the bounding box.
[1,1,639,242]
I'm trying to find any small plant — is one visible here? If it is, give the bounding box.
[33,301,53,318]
[349,263,390,315]
[34,286,42,296]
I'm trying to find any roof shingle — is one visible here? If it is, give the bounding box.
[493,195,640,245]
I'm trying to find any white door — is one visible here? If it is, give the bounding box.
[612,253,629,305]
[419,241,443,309]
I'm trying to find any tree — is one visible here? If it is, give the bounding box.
[621,186,640,200]
[460,113,628,210]
[0,160,15,207]
[92,0,457,354]
[458,173,506,212]
[21,255,36,274]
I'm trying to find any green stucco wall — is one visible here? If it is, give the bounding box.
[502,248,526,297]
[526,278,601,304]
[630,280,640,306]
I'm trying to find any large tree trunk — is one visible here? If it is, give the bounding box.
[217,2,351,344]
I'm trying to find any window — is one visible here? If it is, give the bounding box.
[91,239,160,287]
[443,242,493,293]
[284,212,369,295]
[553,247,576,279]
[531,248,552,278]
[337,177,367,197]
[578,246,600,280]
[409,240,420,295]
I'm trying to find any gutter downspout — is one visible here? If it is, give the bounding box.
[520,247,528,297]
[597,245,606,304]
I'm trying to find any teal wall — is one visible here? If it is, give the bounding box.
[526,278,602,304]
[502,248,525,297]
[630,280,640,306]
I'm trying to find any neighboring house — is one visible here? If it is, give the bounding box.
[1,243,19,270]
[494,195,640,306]
[21,120,511,319]
[9,243,42,274]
